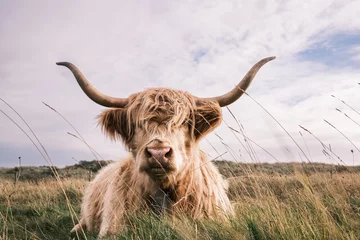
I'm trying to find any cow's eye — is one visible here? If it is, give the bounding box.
[128,142,138,151]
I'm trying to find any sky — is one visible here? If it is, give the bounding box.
[1,0,360,167]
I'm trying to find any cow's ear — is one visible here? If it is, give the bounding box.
[98,109,133,144]
[193,101,222,140]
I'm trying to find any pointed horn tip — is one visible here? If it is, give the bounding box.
[56,62,72,67]
[265,56,276,61]
[257,56,276,65]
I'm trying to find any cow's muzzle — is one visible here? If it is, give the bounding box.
[143,139,175,180]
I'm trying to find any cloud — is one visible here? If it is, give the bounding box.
[1,0,360,167]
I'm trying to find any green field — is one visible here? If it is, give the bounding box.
[1,161,360,240]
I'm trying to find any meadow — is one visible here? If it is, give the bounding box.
[1,161,359,240]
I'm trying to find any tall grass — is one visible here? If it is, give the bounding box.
[0,178,84,240]
[1,167,359,239]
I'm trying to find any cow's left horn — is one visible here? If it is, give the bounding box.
[57,62,129,108]
[198,56,275,107]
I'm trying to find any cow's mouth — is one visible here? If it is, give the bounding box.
[145,167,175,180]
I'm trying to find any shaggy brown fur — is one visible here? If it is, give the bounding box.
[72,88,233,237]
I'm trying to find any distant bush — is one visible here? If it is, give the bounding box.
[71,160,112,172]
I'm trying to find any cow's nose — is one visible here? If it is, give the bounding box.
[145,147,173,165]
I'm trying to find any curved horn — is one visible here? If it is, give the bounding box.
[56,62,129,108]
[198,56,276,107]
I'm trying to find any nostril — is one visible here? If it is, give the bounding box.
[145,148,152,158]
[165,148,172,158]
[146,147,172,160]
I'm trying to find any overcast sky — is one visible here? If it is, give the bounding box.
[1,0,360,167]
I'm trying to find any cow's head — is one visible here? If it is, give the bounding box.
[57,57,275,186]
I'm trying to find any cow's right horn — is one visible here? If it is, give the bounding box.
[198,56,275,107]
[57,62,129,108]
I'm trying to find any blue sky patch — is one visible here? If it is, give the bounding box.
[298,33,360,68]
[193,48,208,63]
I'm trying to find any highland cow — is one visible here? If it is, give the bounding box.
[57,56,275,237]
